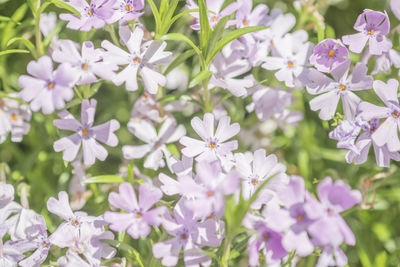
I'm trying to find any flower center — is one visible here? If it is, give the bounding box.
[339,84,346,91]
[270,40,274,46]
[287,61,294,68]
[243,19,248,25]
[328,49,335,57]
[206,214,214,220]
[392,111,400,118]
[133,57,141,64]
[10,114,18,121]
[48,82,55,89]
[71,219,79,226]
[367,29,375,35]
[211,16,218,22]
[327,209,333,215]
[82,63,89,70]
[180,233,188,240]
[296,215,304,222]
[208,141,217,148]
[251,178,259,186]
[88,9,94,16]
[206,191,214,197]
[81,128,89,136]
[263,233,269,241]
[42,242,49,248]
[135,212,142,218]
[125,4,133,11]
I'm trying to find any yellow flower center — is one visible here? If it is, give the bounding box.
[327,209,333,215]
[135,212,142,218]
[88,9,94,16]
[10,114,18,121]
[251,178,259,186]
[339,84,346,91]
[243,19,248,25]
[42,242,48,248]
[206,191,214,197]
[81,128,89,136]
[82,63,89,70]
[133,57,141,64]
[48,82,55,89]
[296,215,303,222]
[287,61,294,68]
[71,219,79,226]
[211,16,218,22]
[206,214,214,220]
[328,49,335,57]
[208,141,216,148]
[270,40,274,46]
[392,111,400,118]
[125,4,133,11]
[368,29,375,35]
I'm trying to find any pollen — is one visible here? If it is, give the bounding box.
[71,219,79,226]
[287,61,294,68]
[82,63,89,70]
[88,9,94,16]
[206,191,214,197]
[208,141,216,148]
[251,178,259,186]
[367,29,375,35]
[211,16,218,22]
[296,215,303,222]
[42,242,49,248]
[81,128,89,136]
[48,82,55,89]
[339,84,346,91]
[263,233,269,241]
[125,4,133,11]
[328,49,335,57]
[392,111,400,118]
[133,57,141,64]
[135,212,142,218]
[243,19,248,25]
[10,114,18,121]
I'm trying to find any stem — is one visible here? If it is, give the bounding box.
[34,1,44,56]
[221,234,233,267]
[106,25,121,47]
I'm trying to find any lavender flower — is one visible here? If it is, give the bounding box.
[329,119,361,151]
[53,99,120,166]
[101,27,172,93]
[18,56,78,114]
[342,9,392,55]
[305,61,373,120]
[234,0,269,29]
[60,0,116,31]
[104,182,165,239]
[180,113,240,162]
[108,0,145,24]
[52,40,118,85]
[309,39,350,73]
[358,79,400,152]
[391,0,400,20]
[122,117,186,170]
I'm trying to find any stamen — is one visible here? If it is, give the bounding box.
[10,114,18,121]
[328,49,335,57]
[82,63,89,70]
[287,61,294,68]
[125,4,133,11]
[48,82,55,89]
[133,57,141,64]
[327,209,333,215]
[243,19,248,25]
[270,40,274,46]
[367,29,375,35]
[208,141,216,148]
[296,215,303,222]
[71,219,79,226]
[81,128,89,136]
[88,9,94,16]
[135,212,142,218]
[211,16,218,22]
[206,214,214,220]
[392,111,400,118]
[251,178,259,186]
[339,84,346,91]
[206,191,214,197]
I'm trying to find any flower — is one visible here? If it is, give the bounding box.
[122,117,186,170]
[152,200,222,266]
[342,9,392,55]
[180,113,240,162]
[305,61,373,120]
[101,27,172,94]
[39,12,57,38]
[18,56,78,114]
[391,0,400,20]
[108,0,145,24]
[234,0,269,29]
[358,79,400,152]
[104,182,165,239]
[53,99,120,166]
[329,119,361,151]
[309,38,350,73]
[52,40,118,85]
[60,0,116,31]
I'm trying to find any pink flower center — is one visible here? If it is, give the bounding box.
[263,233,269,241]
[180,233,188,240]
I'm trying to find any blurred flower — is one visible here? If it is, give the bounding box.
[104,182,165,239]
[342,9,391,55]
[39,12,57,38]
[329,119,361,151]
[53,99,120,166]
[108,0,145,24]
[18,56,78,114]
[309,38,350,73]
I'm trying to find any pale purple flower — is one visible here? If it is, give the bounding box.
[57,251,92,267]
[52,40,118,85]
[262,33,313,87]
[18,56,78,114]
[101,27,172,93]
[234,149,288,209]
[317,246,348,267]
[342,9,392,55]
[391,0,400,20]
[108,0,145,24]
[131,93,164,122]
[358,79,400,152]
[53,99,120,166]
[309,38,350,73]
[0,230,24,267]
[345,119,400,167]
[369,48,400,75]
[209,53,253,97]
[104,182,165,239]
[0,183,14,209]
[179,160,239,219]
[39,12,57,38]
[122,117,186,170]
[60,0,116,31]
[305,61,373,120]
[186,0,238,30]
[180,113,240,162]
[305,177,361,248]
[234,0,269,29]
[329,119,361,151]
[0,96,31,143]
[152,200,222,266]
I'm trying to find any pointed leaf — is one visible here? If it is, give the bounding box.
[84,175,125,184]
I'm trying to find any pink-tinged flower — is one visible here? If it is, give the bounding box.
[104,182,166,239]
[60,0,116,31]
[108,0,144,24]
[342,9,392,55]
[358,79,400,152]
[52,40,118,85]
[234,149,288,209]
[0,95,31,144]
[305,177,361,248]
[180,113,240,162]
[305,61,373,120]
[101,27,172,94]
[179,160,239,219]
[262,33,313,87]
[186,0,238,30]
[153,201,222,266]
[53,99,120,166]
[345,119,400,167]
[209,53,253,97]
[122,117,186,170]
[309,39,350,73]
[18,56,78,114]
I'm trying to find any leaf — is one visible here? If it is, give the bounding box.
[164,49,195,75]
[102,240,144,267]
[205,16,229,59]
[206,26,267,64]
[169,8,199,27]
[0,49,30,57]
[6,37,37,58]
[147,0,162,36]
[198,0,211,52]
[0,16,21,24]
[325,24,336,39]
[84,175,125,184]
[161,33,201,56]
[188,69,212,88]
[38,0,80,17]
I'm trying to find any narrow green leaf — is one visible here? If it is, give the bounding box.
[161,33,201,56]
[102,240,144,267]
[159,0,169,20]
[205,16,229,58]
[164,49,195,75]
[39,0,81,17]
[147,0,162,36]
[0,49,29,57]
[189,69,212,88]
[169,8,199,27]
[325,24,335,39]
[198,0,211,52]
[206,26,267,64]
[0,16,21,24]
[84,175,125,184]
[7,37,37,57]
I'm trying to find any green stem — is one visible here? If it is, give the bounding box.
[221,234,233,267]
[106,25,121,47]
